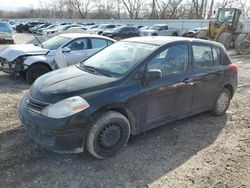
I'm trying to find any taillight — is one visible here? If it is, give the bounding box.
[229,64,239,73]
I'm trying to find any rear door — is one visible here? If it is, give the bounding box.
[139,42,194,128]
[190,42,225,112]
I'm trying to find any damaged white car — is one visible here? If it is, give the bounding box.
[0,33,115,83]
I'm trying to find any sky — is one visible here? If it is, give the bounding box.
[0,0,51,11]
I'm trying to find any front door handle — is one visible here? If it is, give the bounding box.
[183,78,193,84]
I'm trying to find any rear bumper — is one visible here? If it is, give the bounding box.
[19,94,92,153]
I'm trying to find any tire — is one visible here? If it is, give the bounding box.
[196,30,207,39]
[151,33,157,36]
[25,63,51,84]
[218,32,233,49]
[235,33,247,50]
[86,111,130,159]
[211,88,231,116]
[237,40,250,55]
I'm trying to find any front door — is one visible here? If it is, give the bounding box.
[64,38,90,66]
[140,43,194,128]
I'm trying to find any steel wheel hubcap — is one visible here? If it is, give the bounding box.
[98,124,122,148]
[217,92,229,113]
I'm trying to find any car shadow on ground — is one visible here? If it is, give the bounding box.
[0,73,29,94]
[0,112,228,188]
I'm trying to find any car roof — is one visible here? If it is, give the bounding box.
[58,33,116,41]
[122,36,224,47]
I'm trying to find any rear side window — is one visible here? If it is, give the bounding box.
[192,44,221,69]
[91,39,109,49]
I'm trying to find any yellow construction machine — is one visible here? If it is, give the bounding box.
[197,8,250,54]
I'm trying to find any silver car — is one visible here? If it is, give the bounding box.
[0,33,116,83]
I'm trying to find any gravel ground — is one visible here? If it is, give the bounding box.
[0,34,249,188]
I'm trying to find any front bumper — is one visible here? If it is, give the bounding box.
[19,94,92,153]
[0,58,24,74]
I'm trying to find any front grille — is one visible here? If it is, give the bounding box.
[27,96,50,113]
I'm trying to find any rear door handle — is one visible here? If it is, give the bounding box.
[216,71,224,76]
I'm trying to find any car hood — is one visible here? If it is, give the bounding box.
[30,66,117,103]
[0,44,49,62]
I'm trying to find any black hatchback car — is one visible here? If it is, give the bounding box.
[19,37,238,159]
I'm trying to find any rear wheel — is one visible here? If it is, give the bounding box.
[237,40,250,55]
[211,88,231,116]
[86,111,130,159]
[25,63,51,84]
[218,32,233,49]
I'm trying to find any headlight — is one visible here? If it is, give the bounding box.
[41,96,89,119]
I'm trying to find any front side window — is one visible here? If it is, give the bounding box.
[147,44,189,76]
[66,38,88,51]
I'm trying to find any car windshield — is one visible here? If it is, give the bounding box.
[149,25,161,30]
[217,9,234,23]
[42,36,71,50]
[80,41,157,77]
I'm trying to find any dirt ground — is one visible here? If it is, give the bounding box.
[0,34,249,188]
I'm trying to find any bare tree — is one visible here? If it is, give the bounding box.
[69,0,93,19]
[119,0,145,19]
[191,0,207,18]
[207,0,214,19]
[93,0,118,19]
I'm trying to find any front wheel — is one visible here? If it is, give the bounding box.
[211,88,231,116]
[86,111,130,159]
[25,63,51,84]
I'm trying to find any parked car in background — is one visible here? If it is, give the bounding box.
[0,33,115,83]
[31,23,51,33]
[139,26,150,31]
[103,26,140,40]
[182,28,203,38]
[43,24,85,35]
[16,21,44,33]
[0,21,14,44]
[140,24,180,36]
[19,37,238,159]
[88,24,117,35]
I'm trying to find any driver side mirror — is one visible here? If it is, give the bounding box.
[145,69,162,82]
[62,47,71,53]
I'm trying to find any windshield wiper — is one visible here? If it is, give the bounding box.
[81,65,112,77]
